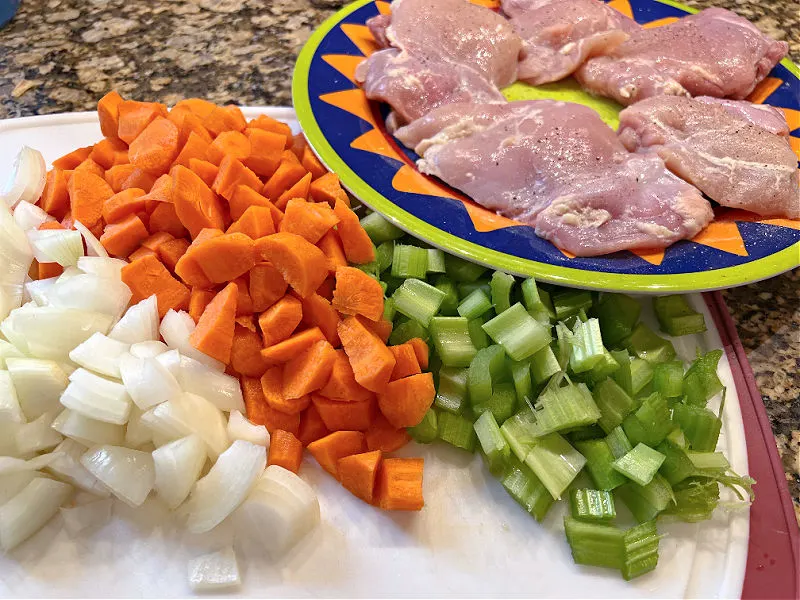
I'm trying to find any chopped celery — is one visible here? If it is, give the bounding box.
[408,408,438,443]
[620,520,660,580]
[652,361,684,398]
[429,317,477,368]
[594,293,642,347]
[672,403,721,452]
[473,382,516,424]
[474,411,510,475]
[468,345,507,407]
[553,290,593,320]
[383,296,396,322]
[615,474,674,522]
[686,451,729,471]
[575,439,628,490]
[457,281,492,301]
[434,276,459,316]
[375,240,395,273]
[392,278,445,326]
[605,426,633,459]
[360,212,404,244]
[391,244,428,279]
[612,443,666,486]
[482,303,551,361]
[388,318,428,345]
[510,360,533,408]
[570,488,616,521]
[457,288,492,320]
[593,377,636,433]
[490,271,515,314]
[383,275,406,296]
[555,323,572,369]
[683,350,724,407]
[438,411,476,452]
[501,408,539,461]
[529,377,601,436]
[587,350,621,384]
[435,367,469,414]
[524,432,586,500]
[530,345,561,385]
[567,424,605,443]
[611,351,654,397]
[622,392,672,447]
[569,318,606,373]
[653,295,707,337]
[521,277,555,323]
[444,255,487,283]
[501,456,554,521]
[467,317,490,350]
[656,438,696,485]
[427,248,446,273]
[625,323,676,364]
[663,477,719,522]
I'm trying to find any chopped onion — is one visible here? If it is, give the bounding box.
[108,295,159,344]
[185,440,266,533]
[61,369,132,425]
[0,339,26,369]
[68,333,130,379]
[129,340,168,358]
[45,439,109,496]
[141,393,229,459]
[153,434,207,509]
[73,219,109,258]
[60,497,113,535]
[0,202,34,321]
[166,352,245,413]
[1,146,46,209]
[76,256,126,279]
[48,273,132,320]
[159,309,225,371]
[24,276,58,306]
[15,411,63,455]
[13,200,53,232]
[226,410,269,447]
[0,471,38,505]
[0,478,72,552]
[26,229,84,267]
[0,421,21,457]
[154,348,181,376]
[51,408,125,447]
[119,353,181,411]
[188,546,241,592]
[124,404,153,449]
[0,370,25,423]
[0,453,61,476]
[6,357,68,419]
[80,445,155,507]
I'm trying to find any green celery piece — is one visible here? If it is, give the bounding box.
[594,293,642,347]
[437,411,477,452]
[457,281,492,301]
[530,378,601,436]
[389,318,429,345]
[593,377,636,433]
[575,439,628,490]
[434,275,459,316]
[435,367,469,415]
[620,520,660,580]
[483,303,552,361]
[652,295,707,337]
[375,240,395,273]
[563,517,625,570]
[652,361,684,398]
[683,350,724,407]
[490,271,515,314]
[663,477,720,522]
[427,248,446,273]
[393,278,446,326]
[615,474,675,523]
[609,349,633,393]
[521,277,555,323]
[501,455,554,521]
[408,408,438,443]
[383,275,405,296]
[383,296,396,322]
[524,432,586,500]
[605,426,633,459]
[569,318,606,373]
[500,407,539,461]
[553,290,593,320]
[656,439,696,485]
[570,488,616,521]
[429,317,477,368]
[530,345,561,385]
[666,426,688,448]
[587,350,621,384]
[391,244,428,278]
[612,443,666,486]
[467,345,507,408]
[474,411,511,476]
[555,323,573,370]
[622,392,673,447]
[686,451,729,471]
[473,381,517,424]
[510,360,533,409]
[625,323,677,364]
[457,288,492,320]
[360,212,404,244]
[467,317,490,350]
[444,255,487,283]
[630,359,655,396]
[567,424,605,443]
[672,403,721,452]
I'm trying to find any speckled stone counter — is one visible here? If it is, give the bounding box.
[0,0,798,518]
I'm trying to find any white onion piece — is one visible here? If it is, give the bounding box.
[13,200,53,232]
[159,310,225,371]
[153,434,206,509]
[0,421,21,457]
[24,276,58,306]
[0,370,25,423]
[118,353,181,411]
[26,229,84,267]
[57,266,81,281]
[226,410,269,447]
[167,353,245,413]
[0,304,33,354]
[73,219,109,258]
[1,146,46,209]
[60,497,113,535]
[45,439,109,496]
[129,340,168,358]
[51,409,124,447]
[6,357,68,419]
[0,453,61,476]
[0,471,38,505]
[76,256,125,279]
[68,333,130,378]
[185,440,266,533]
[62,369,132,425]
[154,349,181,376]
[80,445,155,507]
[15,411,63,455]
[124,404,152,449]
[0,478,72,552]
[48,274,132,320]
[6,306,113,361]
[142,393,229,459]
[0,202,34,321]
[0,339,26,369]
[188,546,241,592]
[108,295,159,344]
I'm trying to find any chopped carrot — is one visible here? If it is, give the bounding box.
[74,158,105,179]
[282,339,337,399]
[332,266,384,321]
[212,155,262,201]
[37,261,64,280]
[189,281,238,363]
[337,315,396,393]
[300,293,341,347]
[316,276,335,301]
[156,237,190,271]
[279,197,339,244]
[38,222,65,231]
[176,112,212,147]
[60,211,74,229]
[229,185,284,224]
[312,395,376,432]
[338,450,382,504]
[258,294,303,347]
[187,158,219,187]
[128,117,180,175]
[406,337,430,370]
[180,231,255,284]
[309,172,349,207]
[298,404,331,447]
[173,131,211,168]
[102,188,147,224]
[171,164,226,237]
[256,232,328,298]
[236,314,258,332]
[276,172,312,210]
[377,372,435,429]
[389,343,422,381]
[357,314,393,344]
[226,205,274,239]
[319,349,375,402]
[121,254,190,317]
[244,128,284,178]
[317,230,347,272]
[175,98,217,120]
[204,105,247,137]
[242,375,300,435]
[301,146,327,180]
[307,431,367,478]
[206,130,251,166]
[248,115,293,141]
[117,100,166,145]
[40,169,70,220]
[189,288,215,323]
[267,430,304,474]
[52,146,93,171]
[120,167,157,192]
[100,213,149,258]
[166,104,191,129]
[260,327,325,365]
[365,413,412,453]
[97,91,124,139]
[289,133,307,160]
[140,174,172,202]
[129,246,157,261]
[333,198,375,264]
[68,171,114,230]
[149,201,188,238]
[230,324,270,377]
[374,457,424,511]
[141,231,174,252]
[89,137,128,170]
[249,261,288,313]
[260,366,311,414]
[262,158,307,203]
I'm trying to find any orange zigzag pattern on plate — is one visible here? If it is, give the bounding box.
[351,129,404,160]
[607,0,633,18]
[341,24,381,57]
[322,55,364,85]
[643,17,678,28]
[747,77,783,104]
[376,1,391,14]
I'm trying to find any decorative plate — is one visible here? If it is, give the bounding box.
[292,0,800,293]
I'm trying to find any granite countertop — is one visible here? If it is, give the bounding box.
[0,0,797,518]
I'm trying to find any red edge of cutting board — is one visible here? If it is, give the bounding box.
[703,291,799,599]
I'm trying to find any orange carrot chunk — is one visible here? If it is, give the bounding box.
[189,288,216,323]
[102,188,147,224]
[249,261,288,312]
[185,232,256,284]
[100,213,149,258]
[332,266,385,322]
[365,413,412,453]
[309,172,349,207]
[377,372,436,429]
[244,128,285,178]
[128,246,157,262]
[117,100,166,145]
[203,105,247,137]
[307,431,367,478]
[53,147,92,171]
[229,185,284,224]
[40,169,70,220]
[300,293,341,347]
[260,328,326,366]
[317,230,348,272]
[206,130,251,166]
[121,254,190,318]
[176,112,213,147]
[156,237,190,272]
[275,172,312,210]
[337,315,396,393]
[97,91,124,139]
[258,294,303,347]
[312,395,376,432]
[279,197,339,244]
[282,339,338,399]
[262,159,307,204]
[230,324,270,377]
[226,205,275,239]
[256,232,328,298]
[333,198,375,264]
[128,117,180,175]
[301,146,327,181]
[140,174,172,202]
[260,366,311,415]
[189,281,238,364]
[37,261,64,280]
[374,457,424,511]
[267,430,304,474]
[298,404,331,447]
[338,450,382,504]
[73,158,106,179]
[68,171,115,230]
[171,165,226,238]
[212,155,262,201]
[389,343,422,381]
[319,349,375,402]
[290,133,307,159]
[233,277,254,316]
[242,375,301,435]
[175,98,217,120]
[149,202,188,238]
[141,231,175,252]
[187,158,219,187]
[316,276,335,301]
[248,114,293,140]
[173,131,211,169]
[357,315,393,344]
[406,337,430,370]
[89,137,129,170]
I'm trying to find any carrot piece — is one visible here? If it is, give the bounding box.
[236,314,258,332]
[121,254,190,317]
[173,131,211,169]
[117,100,166,145]
[149,201,188,238]
[99,213,149,258]
[365,413,412,453]
[248,115,293,140]
[307,431,367,478]
[276,172,312,210]
[300,293,341,347]
[171,164,226,237]
[129,246,157,261]
[319,349,374,402]
[229,277,252,316]
[90,137,128,170]
[52,146,93,171]
[261,328,325,366]
[40,169,70,220]
[282,340,337,399]
[189,282,238,363]
[389,344,422,381]
[267,430,304,474]
[120,167,157,192]
[375,457,424,510]
[262,159,307,203]
[206,130,251,166]
[316,276,335,301]
[140,174,173,202]
[189,288,215,323]
[38,222,65,231]
[175,98,217,120]
[242,375,300,435]
[68,171,114,230]
[230,324,270,377]
[289,133,307,159]
[298,404,331,447]
[128,117,180,175]
[229,184,283,224]
[309,172,349,207]
[377,372,435,429]
[226,205,274,239]
[256,232,328,298]
[406,338,430,370]
[104,164,136,193]
[260,366,311,414]
[244,128,284,178]
[37,261,64,280]
[337,315,396,393]
[359,315,393,344]
[187,158,219,187]
[74,158,105,179]
[301,146,327,181]
[180,231,256,284]
[97,91,124,139]
[333,198,375,264]
[141,231,174,251]
[312,395,376,432]
[212,156,262,201]
[176,112,213,147]
[338,450,382,503]
[204,105,247,136]
[332,266,384,321]
[317,230,347,273]
[102,188,146,224]
[258,294,302,347]
[279,197,339,244]
[249,261,287,313]
[156,237,190,271]
[166,104,191,128]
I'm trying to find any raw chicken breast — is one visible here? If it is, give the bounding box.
[396,101,713,256]
[619,96,800,218]
[356,0,522,125]
[694,97,791,137]
[500,0,637,86]
[576,8,788,105]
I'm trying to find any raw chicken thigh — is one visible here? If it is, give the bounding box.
[395,101,713,256]
[618,96,800,218]
[576,8,788,105]
[500,0,637,86]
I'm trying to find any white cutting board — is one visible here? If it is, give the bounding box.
[0,110,749,598]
